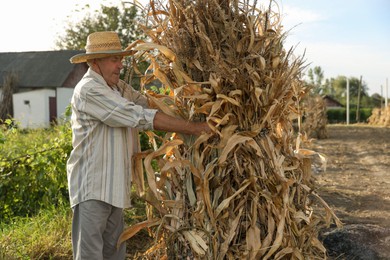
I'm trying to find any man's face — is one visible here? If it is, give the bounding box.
[95,56,124,87]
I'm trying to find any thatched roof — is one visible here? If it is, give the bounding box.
[0,50,85,88]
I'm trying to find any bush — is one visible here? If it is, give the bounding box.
[0,121,72,221]
[327,108,373,123]
[0,106,162,258]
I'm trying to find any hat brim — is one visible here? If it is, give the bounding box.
[70,50,136,64]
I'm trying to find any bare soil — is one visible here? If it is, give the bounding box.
[310,124,390,259]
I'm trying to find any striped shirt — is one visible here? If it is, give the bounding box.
[66,68,157,208]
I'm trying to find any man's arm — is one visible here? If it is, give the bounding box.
[153,111,211,136]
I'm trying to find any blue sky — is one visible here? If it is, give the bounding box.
[1,0,389,95]
[280,0,390,96]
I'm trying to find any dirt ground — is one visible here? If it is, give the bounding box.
[309,124,390,259]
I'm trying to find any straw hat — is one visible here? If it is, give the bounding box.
[70,31,135,64]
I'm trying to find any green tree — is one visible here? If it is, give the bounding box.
[56,3,145,50]
[370,93,384,108]
[331,76,368,106]
[304,66,380,109]
[307,66,329,95]
[56,2,150,89]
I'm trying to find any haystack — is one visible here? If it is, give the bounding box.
[368,106,390,126]
[120,1,341,259]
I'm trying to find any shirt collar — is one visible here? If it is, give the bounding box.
[86,68,108,87]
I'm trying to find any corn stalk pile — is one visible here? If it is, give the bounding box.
[367,105,390,126]
[120,0,341,259]
[301,94,328,139]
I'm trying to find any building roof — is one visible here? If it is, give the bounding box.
[0,50,84,88]
[323,95,344,108]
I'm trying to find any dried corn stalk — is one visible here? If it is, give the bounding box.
[368,105,390,126]
[302,94,328,139]
[120,0,341,259]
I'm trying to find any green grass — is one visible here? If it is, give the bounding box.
[0,205,73,260]
[0,193,149,260]
[0,117,150,259]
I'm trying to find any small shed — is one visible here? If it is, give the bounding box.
[0,50,87,128]
[323,95,344,109]
[12,88,75,128]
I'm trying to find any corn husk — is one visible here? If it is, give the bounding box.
[120,1,341,258]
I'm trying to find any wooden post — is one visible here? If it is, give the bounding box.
[346,78,350,125]
[356,75,362,122]
[386,78,388,108]
[381,85,383,109]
